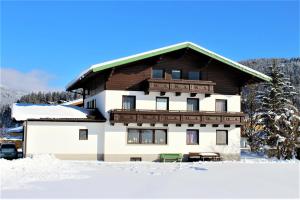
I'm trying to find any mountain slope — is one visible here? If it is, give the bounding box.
[0,86,28,107]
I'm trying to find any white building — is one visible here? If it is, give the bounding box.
[12,42,271,161]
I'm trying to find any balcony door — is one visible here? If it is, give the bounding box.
[156,97,169,110]
[122,95,136,110]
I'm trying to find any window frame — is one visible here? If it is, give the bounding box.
[215,99,228,112]
[216,130,228,145]
[127,129,167,145]
[186,129,199,145]
[152,69,165,79]
[122,95,136,110]
[171,69,182,80]
[187,98,199,111]
[156,97,169,110]
[79,129,88,140]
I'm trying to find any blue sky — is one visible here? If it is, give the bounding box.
[1,0,299,91]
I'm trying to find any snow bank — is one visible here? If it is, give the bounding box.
[0,154,86,190]
[2,156,299,199]
[12,103,91,121]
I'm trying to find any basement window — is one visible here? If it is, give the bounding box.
[79,129,88,140]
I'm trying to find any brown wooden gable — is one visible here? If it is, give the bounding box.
[84,48,257,95]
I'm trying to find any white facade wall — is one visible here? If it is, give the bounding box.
[84,90,241,161]
[85,90,241,116]
[104,123,240,161]
[26,121,104,160]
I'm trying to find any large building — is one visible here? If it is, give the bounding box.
[12,42,271,161]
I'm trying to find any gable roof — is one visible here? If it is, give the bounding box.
[66,42,271,90]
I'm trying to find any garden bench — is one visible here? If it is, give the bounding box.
[160,153,183,162]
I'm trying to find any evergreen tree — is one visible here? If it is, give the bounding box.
[255,60,300,159]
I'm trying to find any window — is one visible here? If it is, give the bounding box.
[188,71,202,80]
[141,130,153,144]
[216,99,227,112]
[127,129,167,144]
[93,100,96,108]
[186,130,199,145]
[152,69,164,79]
[156,97,169,110]
[122,96,136,110]
[127,129,140,144]
[154,130,167,144]
[86,99,96,109]
[79,129,88,140]
[171,70,181,80]
[187,98,199,111]
[216,130,228,145]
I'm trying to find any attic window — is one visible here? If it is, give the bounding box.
[172,70,181,80]
[152,69,164,79]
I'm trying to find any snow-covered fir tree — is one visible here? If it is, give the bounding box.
[255,60,300,159]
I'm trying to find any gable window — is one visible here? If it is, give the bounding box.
[152,69,164,79]
[216,99,227,112]
[216,130,228,145]
[186,130,199,145]
[156,97,169,110]
[122,96,136,110]
[79,129,88,140]
[187,98,199,111]
[171,70,181,80]
[127,129,167,144]
[188,71,202,80]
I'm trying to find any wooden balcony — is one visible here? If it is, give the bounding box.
[110,109,245,125]
[147,79,216,94]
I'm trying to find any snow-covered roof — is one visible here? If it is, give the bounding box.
[12,103,105,122]
[6,126,23,133]
[66,41,271,90]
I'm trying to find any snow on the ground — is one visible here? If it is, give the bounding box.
[0,154,299,199]
[0,155,86,190]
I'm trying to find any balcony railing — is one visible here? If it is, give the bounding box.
[147,79,216,94]
[110,109,245,125]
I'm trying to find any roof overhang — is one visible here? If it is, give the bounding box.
[66,42,271,91]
